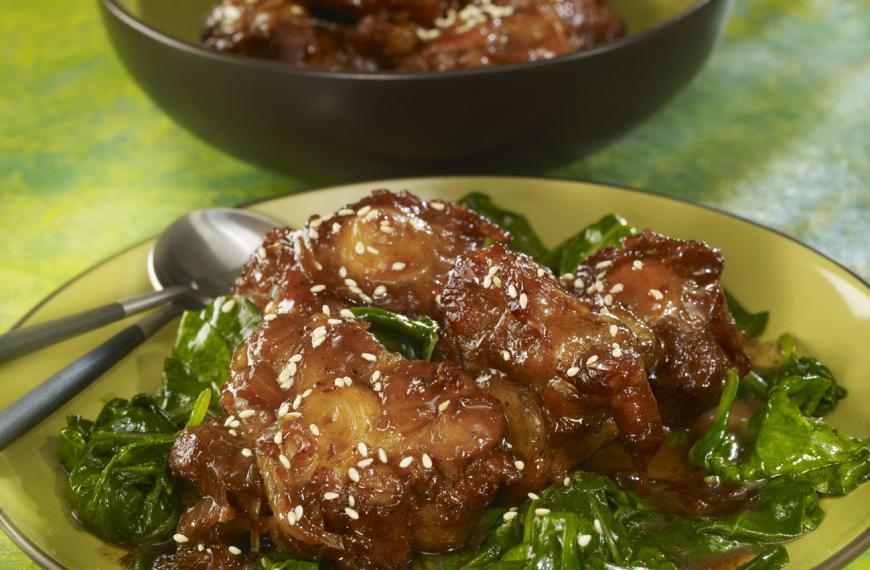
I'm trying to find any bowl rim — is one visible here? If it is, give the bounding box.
[101,0,723,80]
[0,174,867,569]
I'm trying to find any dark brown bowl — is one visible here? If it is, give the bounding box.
[100,0,733,179]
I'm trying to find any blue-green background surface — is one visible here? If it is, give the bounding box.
[0,0,867,567]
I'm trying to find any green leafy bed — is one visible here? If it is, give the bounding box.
[57,194,869,569]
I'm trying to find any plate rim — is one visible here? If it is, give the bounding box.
[1,175,867,570]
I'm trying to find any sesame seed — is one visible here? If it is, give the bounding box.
[173,533,189,543]
[324,492,339,500]
[292,395,302,409]
[332,222,341,233]
[595,260,613,269]
[279,454,291,469]
[527,492,540,500]
[309,217,323,228]
[348,467,361,482]
[264,301,276,313]
[371,370,381,382]
[373,382,383,392]
[632,260,644,270]
[287,511,296,525]
[274,432,283,445]
[594,519,603,534]
[345,507,360,520]
[264,313,277,321]
[357,458,374,468]
[578,534,592,547]
[573,278,585,290]
[482,276,492,289]
[287,411,302,418]
[586,355,599,366]
[603,294,613,306]
[493,275,502,287]
[229,546,242,555]
[515,460,525,470]
[228,429,238,436]
[230,420,241,429]
[328,318,342,325]
[586,285,596,295]
[502,350,511,361]
[392,262,406,270]
[339,266,348,278]
[301,388,312,399]
[357,205,372,217]
[197,544,205,552]
[355,241,365,254]
[430,201,445,210]
[378,448,388,463]
[312,336,325,348]
[438,400,451,412]
[561,273,573,282]
[309,424,320,436]
[610,283,624,294]
[507,284,517,298]
[563,477,571,487]
[220,299,236,313]
[308,228,319,240]
[294,505,303,520]
[503,511,518,521]
[340,309,355,318]
[422,453,433,469]
[258,247,267,258]
[519,293,528,309]
[566,366,580,377]
[290,353,303,363]
[223,415,236,427]
[239,409,255,419]
[310,284,326,293]
[241,448,252,457]
[535,508,551,516]
[612,344,623,358]
[338,208,354,216]
[399,456,414,468]
[372,286,386,298]
[277,402,290,417]
[348,495,355,507]
[335,377,346,388]
[649,289,664,300]
[537,268,546,277]
[595,280,605,293]
[609,325,618,337]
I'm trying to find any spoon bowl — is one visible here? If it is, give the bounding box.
[148,208,278,297]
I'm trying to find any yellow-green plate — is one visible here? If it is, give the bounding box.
[0,177,867,569]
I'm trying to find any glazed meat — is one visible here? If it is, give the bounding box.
[232,189,509,318]
[572,231,751,424]
[171,312,517,569]
[202,0,624,71]
[439,244,666,490]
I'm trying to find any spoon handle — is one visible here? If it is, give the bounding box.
[0,286,190,363]
[0,304,183,452]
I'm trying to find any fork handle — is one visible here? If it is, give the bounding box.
[0,304,183,452]
[0,286,189,363]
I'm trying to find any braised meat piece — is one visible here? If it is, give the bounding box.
[219,312,517,568]
[439,244,665,486]
[202,0,624,71]
[232,190,509,319]
[572,231,751,424]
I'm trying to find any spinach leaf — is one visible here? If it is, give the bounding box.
[762,335,846,416]
[58,394,181,545]
[59,390,212,547]
[414,471,816,569]
[737,546,789,570]
[158,294,260,420]
[459,192,549,261]
[350,307,440,360]
[724,290,769,339]
[690,369,869,494]
[257,551,319,569]
[544,214,636,276]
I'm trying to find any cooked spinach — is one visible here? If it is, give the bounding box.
[724,290,770,339]
[257,551,320,569]
[690,368,869,495]
[761,335,846,416]
[158,294,260,421]
[413,471,822,569]
[544,214,636,276]
[737,546,789,570]
[59,393,199,545]
[459,192,549,261]
[350,307,440,360]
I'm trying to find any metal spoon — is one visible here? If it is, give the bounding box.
[0,208,278,450]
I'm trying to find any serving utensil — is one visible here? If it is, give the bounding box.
[0,208,277,450]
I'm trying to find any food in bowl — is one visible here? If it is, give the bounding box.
[57,189,869,569]
[201,0,624,71]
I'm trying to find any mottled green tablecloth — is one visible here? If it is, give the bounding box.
[1,0,868,567]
